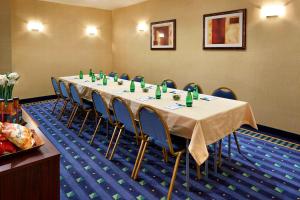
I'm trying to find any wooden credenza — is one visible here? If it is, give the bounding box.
[0,109,60,200]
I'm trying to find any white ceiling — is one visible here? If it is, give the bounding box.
[40,0,148,10]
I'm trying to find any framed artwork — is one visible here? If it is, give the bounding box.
[150,19,176,50]
[203,9,247,50]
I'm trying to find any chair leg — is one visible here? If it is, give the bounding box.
[167,152,183,200]
[108,128,123,160]
[233,131,241,154]
[228,134,231,161]
[78,110,91,137]
[162,148,169,163]
[89,117,102,145]
[105,125,118,158]
[131,138,145,179]
[58,100,68,120]
[133,139,149,180]
[52,97,59,114]
[67,105,78,128]
[218,139,222,167]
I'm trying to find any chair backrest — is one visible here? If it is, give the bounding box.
[92,90,112,122]
[138,105,174,152]
[58,80,69,99]
[69,83,83,105]
[111,97,137,133]
[51,77,60,96]
[183,83,203,93]
[133,76,144,82]
[108,72,116,77]
[212,87,237,100]
[120,73,130,80]
[162,79,177,89]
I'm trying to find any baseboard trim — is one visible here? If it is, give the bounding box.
[243,124,300,144]
[20,95,57,104]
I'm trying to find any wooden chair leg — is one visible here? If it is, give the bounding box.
[52,97,59,113]
[162,148,169,163]
[108,128,123,160]
[67,105,78,128]
[105,125,118,158]
[233,132,241,154]
[218,139,222,167]
[133,139,149,180]
[167,152,183,200]
[89,117,102,145]
[78,110,91,137]
[131,138,145,179]
[58,100,68,120]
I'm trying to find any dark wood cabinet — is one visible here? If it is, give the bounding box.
[0,109,60,200]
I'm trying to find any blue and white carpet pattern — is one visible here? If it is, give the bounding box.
[23,100,300,200]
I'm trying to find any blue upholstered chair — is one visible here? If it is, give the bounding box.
[162,79,177,89]
[90,90,115,145]
[120,73,130,80]
[183,82,203,93]
[132,105,185,200]
[108,72,116,77]
[105,97,140,160]
[67,83,93,137]
[51,77,61,114]
[133,75,144,82]
[58,80,71,120]
[212,87,241,164]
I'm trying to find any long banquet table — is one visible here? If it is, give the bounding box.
[60,75,257,167]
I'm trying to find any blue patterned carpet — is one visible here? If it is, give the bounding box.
[23,100,300,200]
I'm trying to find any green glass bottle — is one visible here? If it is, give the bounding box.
[186,90,193,107]
[89,69,93,77]
[91,74,96,82]
[162,81,168,93]
[99,71,103,79]
[114,73,118,82]
[130,80,135,92]
[140,78,145,88]
[79,70,83,79]
[103,75,107,85]
[193,86,199,100]
[155,85,161,99]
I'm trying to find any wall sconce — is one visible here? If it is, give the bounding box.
[137,22,147,32]
[261,4,285,18]
[27,21,44,32]
[86,26,98,36]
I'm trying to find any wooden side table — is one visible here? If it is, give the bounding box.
[0,109,60,200]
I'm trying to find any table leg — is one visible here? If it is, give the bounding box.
[228,134,231,162]
[205,159,208,178]
[186,139,190,193]
[214,143,217,175]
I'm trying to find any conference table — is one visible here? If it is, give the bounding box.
[60,75,257,190]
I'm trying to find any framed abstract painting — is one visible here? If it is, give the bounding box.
[150,19,176,50]
[203,9,247,50]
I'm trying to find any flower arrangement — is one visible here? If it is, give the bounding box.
[0,72,20,102]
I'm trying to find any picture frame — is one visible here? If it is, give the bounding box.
[203,9,247,50]
[150,19,176,50]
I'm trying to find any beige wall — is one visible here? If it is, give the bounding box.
[11,0,113,98]
[0,0,12,73]
[112,0,300,133]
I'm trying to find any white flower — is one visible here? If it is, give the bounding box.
[7,72,20,81]
[7,79,16,86]
[0,75,8,86]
